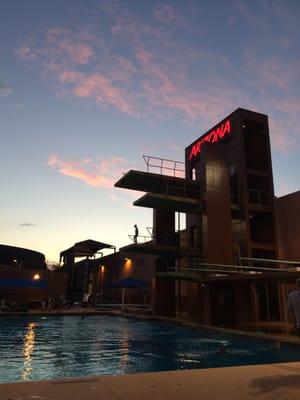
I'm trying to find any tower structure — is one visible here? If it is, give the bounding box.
[115,108,299,327]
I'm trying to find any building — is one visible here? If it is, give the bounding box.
[0,244,68,308]
[114,108,300,329]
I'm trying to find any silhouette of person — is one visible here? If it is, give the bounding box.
[134,224,139,243]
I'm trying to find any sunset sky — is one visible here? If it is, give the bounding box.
[1,0,300,262]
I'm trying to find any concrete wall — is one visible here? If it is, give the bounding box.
[276,191,300,261]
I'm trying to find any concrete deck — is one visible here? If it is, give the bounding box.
[1,362,300,400]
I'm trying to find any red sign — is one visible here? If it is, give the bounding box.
[188,119,231,160]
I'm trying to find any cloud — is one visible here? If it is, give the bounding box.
[15,46,36,60]
[19,222,37,227]
[14,4,300,156]
[47,28,94,64]
[246,54,299,92]
[71,73,133,113]
[0,85,13,97]
[47,154,128,188]
[155,4,182,24]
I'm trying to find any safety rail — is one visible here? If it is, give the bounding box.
[141,155,203,200]
[143,155,185,178]
[146,226,155,238]
[241,257,300,266]
[128,234,154,244]
[164,261,292,276]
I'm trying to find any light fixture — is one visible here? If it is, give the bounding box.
[124,257,130,261]
[101,265,105,273]
[33,274,40,280]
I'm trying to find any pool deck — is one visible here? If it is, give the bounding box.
[1,361,300,400]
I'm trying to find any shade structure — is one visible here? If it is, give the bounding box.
[109,277,149,289]
[60,239,115,259]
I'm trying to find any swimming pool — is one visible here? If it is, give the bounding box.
[0,315,300,383]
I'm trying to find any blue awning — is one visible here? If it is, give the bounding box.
[108,277,149,289]
[0,279,47,289]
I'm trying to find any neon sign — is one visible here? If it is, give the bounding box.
[188,119,231,160]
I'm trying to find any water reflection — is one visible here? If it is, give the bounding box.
[22,322,36,380]
[119,327,130,370]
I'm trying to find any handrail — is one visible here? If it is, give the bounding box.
[143,155,185,177]
[184,263,287,272]
[164,262,295,276]
[241,257,300,265]
[146,226,155,238]
[128,234,154,243]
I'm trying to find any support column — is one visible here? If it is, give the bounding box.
[153,277,176,317]
[278,282,289,323]
[202,144,233,265]
[153,208,176,317]
[202,284,211,325]
[250,282,259,322]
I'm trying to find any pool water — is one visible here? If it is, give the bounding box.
[0,315,300,383]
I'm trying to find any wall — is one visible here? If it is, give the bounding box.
[276,191,300,261]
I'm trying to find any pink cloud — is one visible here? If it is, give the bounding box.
[155,4,180,24]
[244,50,300,92]
[108,56,137,82]
[58,70,83,83]
[72,74,132,113]
[59,41,94,64]
[47,154,127,188]
[47,28,94,64]
[15,46,36,60]
[135,47,238,121]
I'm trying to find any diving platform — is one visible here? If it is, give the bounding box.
[115,170,201,199]
[120,242,201,257]
[134,193,202,213]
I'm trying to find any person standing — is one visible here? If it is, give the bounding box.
[134,224,139,243]
[287,278,300,337]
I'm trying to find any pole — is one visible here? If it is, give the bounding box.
[122,288,125,309]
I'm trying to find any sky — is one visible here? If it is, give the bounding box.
[1,0,300,263]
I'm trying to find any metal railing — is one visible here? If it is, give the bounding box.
[241,257,300,266]
[164,261,291,276]
[128,234,154,244]
[143,155,185,178]
[146,226,155,238]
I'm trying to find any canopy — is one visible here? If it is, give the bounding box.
[109,277,149,289]
[60,239,115,259]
